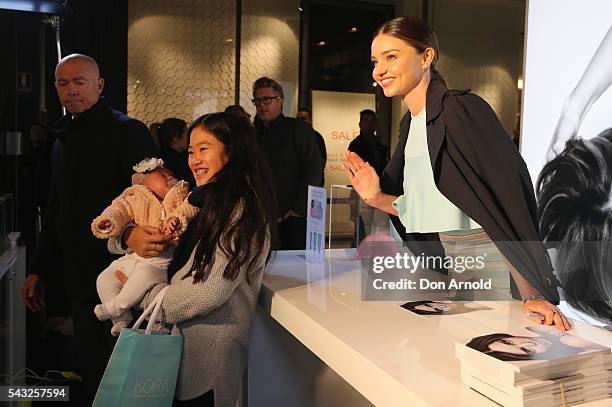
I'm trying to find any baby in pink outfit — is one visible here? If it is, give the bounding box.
[92,158,198,335]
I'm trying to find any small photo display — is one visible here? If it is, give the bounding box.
[310,199,324,220]
[401,300,492,317]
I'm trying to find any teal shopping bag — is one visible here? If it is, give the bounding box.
[93,287,183,407]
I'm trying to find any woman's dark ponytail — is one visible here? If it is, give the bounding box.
[430,68,447,86]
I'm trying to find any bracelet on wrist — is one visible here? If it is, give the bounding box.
[522,293,546,304]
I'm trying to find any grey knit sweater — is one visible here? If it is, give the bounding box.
[140,237,270,406]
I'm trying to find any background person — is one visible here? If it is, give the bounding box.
[297,107,327,180]
[159,117,196,187]
[343,17,570,330]
[149,121,161,148]
[224,104,252,125]
[120,112,277,406]
[252,77,324,249]
[22,123,51,250]
[21,53,157,403]
[348,109,388,176]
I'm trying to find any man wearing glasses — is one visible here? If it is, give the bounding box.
[252,77,324,249]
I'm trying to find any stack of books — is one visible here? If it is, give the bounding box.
[455,325,612,406]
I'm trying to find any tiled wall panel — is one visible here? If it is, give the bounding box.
[239,0,300,118]
[127,0,300,125]
[127,0,236,125]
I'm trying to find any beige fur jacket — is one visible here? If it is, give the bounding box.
[91,180,198,238]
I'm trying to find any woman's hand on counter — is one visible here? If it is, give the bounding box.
[523,298,572,331]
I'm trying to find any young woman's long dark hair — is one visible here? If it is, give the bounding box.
[537,129,612,322]
[184,112,277,284]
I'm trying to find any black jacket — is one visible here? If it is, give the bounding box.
[313,129,327,165]
[255,114,324,217]
[381,78,560,302]
[29,99,158,300]
[313,128,327,185]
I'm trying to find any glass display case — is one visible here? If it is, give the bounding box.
[327,185,397,255]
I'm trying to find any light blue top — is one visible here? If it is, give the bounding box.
[391,107,481,233]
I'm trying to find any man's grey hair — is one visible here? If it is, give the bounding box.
[253,76,284,99]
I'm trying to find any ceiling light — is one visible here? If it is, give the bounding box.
[225,38,233,43]
[317,41,326,46]
[349,27,358,33]
[372,82,377,87]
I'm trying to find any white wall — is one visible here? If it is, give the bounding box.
[432,0,525,136]
[521,0,612,184]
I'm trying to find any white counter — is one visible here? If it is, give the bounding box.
[248,249,612,407]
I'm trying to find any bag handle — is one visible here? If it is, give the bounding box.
[132,286,169,334]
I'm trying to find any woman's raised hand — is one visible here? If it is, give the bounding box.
[343,151,381,200]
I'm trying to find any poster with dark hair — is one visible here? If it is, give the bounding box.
[464,326,607,363]
[521,0,612,325]
[456,326,612,405]
[401,300,491,318]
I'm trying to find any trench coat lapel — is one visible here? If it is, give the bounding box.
[425,79,471,176]
[427,119,446,174]
[425,78,451,173]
